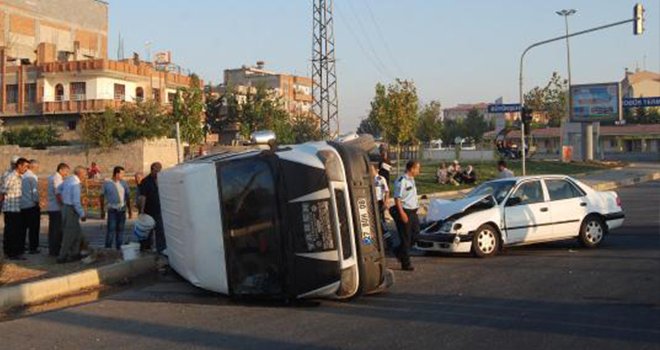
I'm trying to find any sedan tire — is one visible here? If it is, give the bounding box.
[472,224,500,258]
[579,215,606,248]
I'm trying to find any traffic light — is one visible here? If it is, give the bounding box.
[521,107,533,131]
[634,3,645,35]
[521,107,533,123]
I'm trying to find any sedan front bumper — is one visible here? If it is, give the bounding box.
[415,233,473,253]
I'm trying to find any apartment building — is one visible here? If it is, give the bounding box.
[621,69,660,98]
[442,102,492,122]
[0,0,195,133]
[222,61,313,115]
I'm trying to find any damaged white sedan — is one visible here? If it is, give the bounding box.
[416,175,625,257]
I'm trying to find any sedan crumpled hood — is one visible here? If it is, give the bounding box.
[426,194,493,222]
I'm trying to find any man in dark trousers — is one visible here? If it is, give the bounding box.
[47,163,70,256]
[138,162,166,254]
[2,158,30,260]
[391,160,421,271]
[20,159,41,254]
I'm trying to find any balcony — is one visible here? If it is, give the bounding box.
[41,99,125,114]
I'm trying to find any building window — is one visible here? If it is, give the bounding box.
[70,82,86,101]
[55,84,65,101]
[114,84,126,101]
[67,121,77,131]
[135,87,144,102]
[152,88,161,102]
[6,85,18,104]
[25,83,37,103]
[168,92,177,104]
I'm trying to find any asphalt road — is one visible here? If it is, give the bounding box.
[1,181,659,350]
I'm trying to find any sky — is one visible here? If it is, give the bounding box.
[108,0,660,133]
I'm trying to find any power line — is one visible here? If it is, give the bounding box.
[334,2,393,80]
[363,0,404,77]
[341,0,397,79]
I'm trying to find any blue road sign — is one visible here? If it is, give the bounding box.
[622,97,660,108]
[488,103,521,113]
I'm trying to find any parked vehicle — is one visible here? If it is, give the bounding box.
[159,135,393,300]
[416,175,625,257]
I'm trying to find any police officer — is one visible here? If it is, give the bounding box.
[391,160,421,271]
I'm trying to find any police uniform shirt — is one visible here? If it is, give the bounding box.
[393,174,418,210]
[374,175,389,202]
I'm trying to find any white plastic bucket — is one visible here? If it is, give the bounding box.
[121,242,141,261]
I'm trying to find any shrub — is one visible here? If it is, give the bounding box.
[2,125,67,149]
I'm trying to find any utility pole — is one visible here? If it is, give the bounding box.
[556,9,576,159]
[312,0,339,138]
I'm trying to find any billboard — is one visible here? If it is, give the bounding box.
[570,82,621,122]
[154,51,172,65]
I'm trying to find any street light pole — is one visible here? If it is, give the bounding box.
[557,9,576,160]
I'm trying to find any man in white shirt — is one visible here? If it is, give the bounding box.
[58,166,87,263]
[47,163,70,256]
[20,159,41,254]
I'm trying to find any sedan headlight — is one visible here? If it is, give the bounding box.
[441,221,463,233]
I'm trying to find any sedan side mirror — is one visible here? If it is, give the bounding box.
[506,196,522,207]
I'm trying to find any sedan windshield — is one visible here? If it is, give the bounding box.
[466,180,516,204]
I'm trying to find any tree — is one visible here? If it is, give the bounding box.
[224,85,292,141]
[440,119,464,147]
[524,72,568,127]
[369,80,419,175]
[356,116,381,137]
[81,101,172,148]
[291,115,322,144]
[370,79,419,146]
[463,108,489,144]
[2,125,65,149]
[115,100,171,142]
[416,100,442,143]
[81,108,119,148]
[172,74,206,147]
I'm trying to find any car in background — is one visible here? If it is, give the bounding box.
[416,175,625,257]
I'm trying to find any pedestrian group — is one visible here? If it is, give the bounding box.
[1,157,166,263]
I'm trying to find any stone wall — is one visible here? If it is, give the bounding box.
[0,138,179,176]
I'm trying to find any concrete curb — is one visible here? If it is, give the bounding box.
[591,172,660,191]
[0,255,157,312]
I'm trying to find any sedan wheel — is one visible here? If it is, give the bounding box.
[472,224,500,258]
[579,216,606,248]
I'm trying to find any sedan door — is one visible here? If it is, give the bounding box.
[503,180,553,244]
[543,179,588,239]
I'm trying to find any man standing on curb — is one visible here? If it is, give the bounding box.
[58,166,87,264]
[100,166,132,250]
[391,160,421,271]
[20,159,41,254]
[47,163,70,256]
[138,162,166,254]
[2,158,30,260]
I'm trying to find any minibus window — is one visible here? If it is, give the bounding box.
[219,159,282,295]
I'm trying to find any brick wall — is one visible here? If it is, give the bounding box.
[0,138,179,176]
